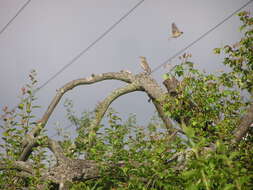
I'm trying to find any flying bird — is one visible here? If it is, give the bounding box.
[170,22,183,39]
[140,56,151,74]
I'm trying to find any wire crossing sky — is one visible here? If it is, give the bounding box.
[151,0,253,74]
[48,0,253,138]
[0,0,32,36]
[30,0,253,91]
[3,0,145,112]
[47,0,253,137]
[3,0,251,107]
[0,0,250,138]
[37,0,145,91]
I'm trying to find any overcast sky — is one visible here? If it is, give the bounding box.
[0,0,252,138]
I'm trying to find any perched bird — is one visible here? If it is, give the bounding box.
[140,56,151,74]
[170,22,183,39]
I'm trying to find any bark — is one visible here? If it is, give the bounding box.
[21,71,134,150]
[3,68,252,189]
[232,102,253,143]
[19,71,173,162]
[0,161,34,176]
[163,76,179,96]
[2,138,100,189]
[5,70,180,188]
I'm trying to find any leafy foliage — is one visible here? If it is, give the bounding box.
[0,11,252,189]
[0,70,49,189]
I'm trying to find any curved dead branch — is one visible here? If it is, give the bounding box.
[90,82,143,135]
[20,71,135,159]
[0,161,34,176]
[2,138,100,189]
[20,71,173,162]
[233,102,253,143]
[46,138,68,164]
[31,71,134,138]
[19,136,40,161]
[15,69,175,187]
[6,67,252,188]
[13,70,182,188]
[41,138,99,187]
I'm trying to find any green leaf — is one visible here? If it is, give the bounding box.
[2,131,9,137]
[185,61,194,68]
[192,121,198,126]
[174,65,184,76]
[223,184,235,190]
[213,48,221,54]
[182,124,195,138]
[162,73,170,80]
[18,103,24,110]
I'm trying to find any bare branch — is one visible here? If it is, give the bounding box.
[152,99,173,130]
[46,138,68,164]
[40,159,99,185]
[135,73,174,129]
[0,160,34,176]
[90,82,143,134]
[31,71,134,137]
[19,137,39,161]
[20,71,135,160]
[20,71,176,161]
[233,103,253,143]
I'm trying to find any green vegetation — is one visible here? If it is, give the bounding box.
[0,11,252,189]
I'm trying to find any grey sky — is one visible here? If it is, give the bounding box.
[0,0,252,137]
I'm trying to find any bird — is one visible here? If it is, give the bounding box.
[140,56,151,74]
[170,22,183,39]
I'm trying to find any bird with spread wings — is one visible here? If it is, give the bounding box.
[170,22,183,39]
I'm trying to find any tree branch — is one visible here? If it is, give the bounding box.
[20,71,135,160]
[46,138,68,164]
[135,73,174,129]
[32,71,134,137]
[19,136,40,161]
[89,82,143,135]
[0,160,34,176]
[20,71,176,161]
[233,103,253,143]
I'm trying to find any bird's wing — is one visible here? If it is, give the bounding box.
[172,22,180,34]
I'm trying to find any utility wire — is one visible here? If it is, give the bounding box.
[151,0,253,74]
[46,0,253,139]
[0,0,32,36]
[0,0,32,114]
[5,0,145,116]
[37,0,145,90]
[5,0,253,138]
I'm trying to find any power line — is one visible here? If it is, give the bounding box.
[0,0,32,116]
[0,0,32,36]
[37,0,145,90]
[36,0,253,139]
[5,0,145,119]
[151,0,253,74]
[5,0,253,139]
